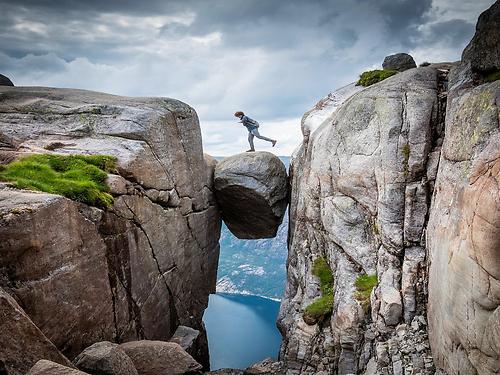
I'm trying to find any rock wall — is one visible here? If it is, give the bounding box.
[0,87,221,370]
[278,3,499,374]
[0,286,74,374]
[278,65,445,375]
[426,4,500,370]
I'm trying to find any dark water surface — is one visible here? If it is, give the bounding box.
[203,293,282,370]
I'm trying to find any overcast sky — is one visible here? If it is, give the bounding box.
[0,0,494,155]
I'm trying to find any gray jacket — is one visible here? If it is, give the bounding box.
[239,115,259,130]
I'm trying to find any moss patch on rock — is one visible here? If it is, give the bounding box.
[356,69,398,87]
[354,273,377,313]
[303,257,334,325]
[0,154,117,208]
[485,70,500,82]
[402,143,411,177]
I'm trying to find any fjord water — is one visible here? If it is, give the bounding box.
[204,293,282,370]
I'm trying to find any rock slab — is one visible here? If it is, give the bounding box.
[27,360,87,375]
[119,340,202,375]
[214,152,288,239]
[0,287,73,375]
[169,325,200,354]
[278,4,499,375]
[427,61,500,374]
[74,341,138,375]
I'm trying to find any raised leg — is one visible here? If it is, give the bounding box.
[252,129,275,144]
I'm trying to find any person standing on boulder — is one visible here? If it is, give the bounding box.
[234,111,277,152]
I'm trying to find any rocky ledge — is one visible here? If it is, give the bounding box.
[0,87,221,372]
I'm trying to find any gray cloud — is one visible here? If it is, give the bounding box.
[422,19,475,46]
[0,0,495,155]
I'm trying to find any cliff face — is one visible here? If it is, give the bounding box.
[279,66,445,375]
[0,87,221,371]
[279,3,499,373]
[426,3,500,371]
[426,62,499,375]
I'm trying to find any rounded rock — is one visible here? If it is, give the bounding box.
[74,341,138,375]
[119,340,202,375]
[462,0,500,72]
[382,53,417,72]
[214,152,288,239]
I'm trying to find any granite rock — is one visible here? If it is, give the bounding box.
[214,152,288,239]
[119,340,202,375]
[0,87,221,367]
[382,53,417,72]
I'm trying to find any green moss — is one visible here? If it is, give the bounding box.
[402,143,410,177]
[0,154,117,208]
[303,257,334,324]
[312,257,334,294]
[402,144,410,160]
[485,70,500,82]
[356,69,398,87]
[354,274,378,312]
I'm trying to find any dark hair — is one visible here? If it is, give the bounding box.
[234,111,244,117]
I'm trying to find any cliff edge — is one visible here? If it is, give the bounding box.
[0,87,221,372]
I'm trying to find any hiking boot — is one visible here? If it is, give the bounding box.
[272,140,277,147]
[246,149,255,152]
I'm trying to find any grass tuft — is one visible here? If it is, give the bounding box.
[485,70,500,83]
[356,69,398,87]
[0,154,117,208]
[303,257,334,324]
[354,273,378,313]
[402,143,410,177]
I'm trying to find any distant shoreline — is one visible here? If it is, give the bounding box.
[215,291,282,303]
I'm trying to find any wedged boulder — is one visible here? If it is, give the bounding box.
[119,340,202,375]
[462,0,500,72]
[74,341,138,375]
[0,87,221,366]
[0,73,13,86]
[0,287,73,375]
[382,53,417,71]
[214,152,288,239]
[27,360,87,375]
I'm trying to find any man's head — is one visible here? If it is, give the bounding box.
[234,111,244,117]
